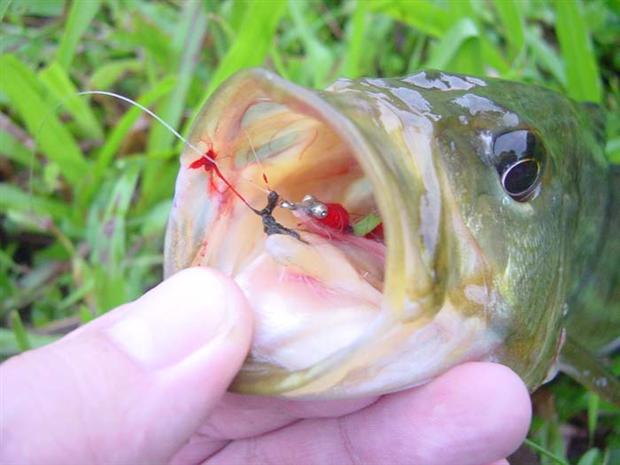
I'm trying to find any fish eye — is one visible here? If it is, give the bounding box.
[493,130,544,202]
[500,158,541,201]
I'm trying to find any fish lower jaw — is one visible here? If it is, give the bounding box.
[289,308,499,399]
[234,233,383,372]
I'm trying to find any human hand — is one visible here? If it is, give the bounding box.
[1,268,531,465]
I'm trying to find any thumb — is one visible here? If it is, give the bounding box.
[1,267,253,465]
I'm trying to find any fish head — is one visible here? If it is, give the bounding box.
[386,71,609,387]
[164,69,608,398]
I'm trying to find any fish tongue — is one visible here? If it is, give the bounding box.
[233,233,383,371]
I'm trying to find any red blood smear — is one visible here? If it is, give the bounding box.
[365,223,384,241]
[189,157,209,169]
[318,203,350,232]
[189,152,219,193]
[189,150,255,211]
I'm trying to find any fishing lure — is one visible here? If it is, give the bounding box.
[281,194,384,240]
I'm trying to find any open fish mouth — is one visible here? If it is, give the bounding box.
[165,69,500,398]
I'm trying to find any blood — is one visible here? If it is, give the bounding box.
[189,148,255,211]
[316,203,351,232]
[189,148,219,193]
[190,150,300,242]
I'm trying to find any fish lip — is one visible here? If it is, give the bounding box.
[165,68,443,397]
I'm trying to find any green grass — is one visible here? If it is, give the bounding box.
[1,1,618,463]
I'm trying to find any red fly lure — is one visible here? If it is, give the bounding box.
[282,195,383,241]
[308,198,384,240]
[316,203,351,232]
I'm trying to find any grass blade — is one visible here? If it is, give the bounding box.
[352,214,381,236]
[342,0,367,78]
[586,393,600,443]
[0,328,57,358]
[554,0,602,102]
[4,0,63,17]
[368,0,453,37]
[578,448,601,465]
[93,162,141,271]
[140,2,208,204]
[0,0,13,22]
[39,61,104,139]
[181,0,287,149]
[88,59,142,90]
[426,18,479,70]
[87,161,142,311]
[288,0,333,88]
[92,76,177,180]
[524,439,570,465]
[203,0,287,100]
[9,310,30,351]
[493,0,525,59]
[146,0,207,153]
[0,183,70,220]
[56,0,101,69]
[0,130,32,166]
[527,28,567,85]
[479,37,510,75]
[607,137,620,164]
[0,54,88,186]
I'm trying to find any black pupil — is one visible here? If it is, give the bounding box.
[503,159,539,196]
[493,129,543,201]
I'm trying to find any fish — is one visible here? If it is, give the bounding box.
[164,68,620,403]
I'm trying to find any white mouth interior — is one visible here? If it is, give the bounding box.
[195,100,388,371]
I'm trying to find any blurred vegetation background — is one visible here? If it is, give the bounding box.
[0,0,618,463]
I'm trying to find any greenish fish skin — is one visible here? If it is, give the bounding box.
[323,70,618,392]
[165,68,619,402]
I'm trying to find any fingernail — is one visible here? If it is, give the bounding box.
[105,268,239,370]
